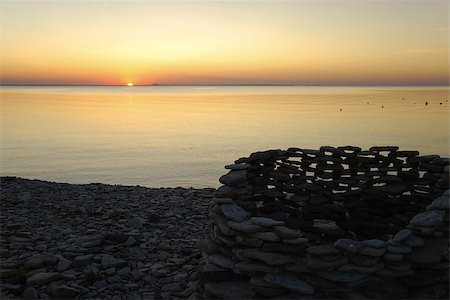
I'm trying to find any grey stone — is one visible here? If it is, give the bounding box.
[250,217,285,227]
[22,287,38,300]
[26,272,61,287]
[220,203,249,222]
[358,246,386,257]
[306,255,348,270]
[235,235,263,247]
[250,231,280,242]
[284,258,309,273]
[316,271,366,283]
[392,229,413,243]
[233,248,294,265]
[208,255,235,270]
[339,263,384,274]
[410,210,445,227]
[283,237,309,245]
[101,255,126,269]
[362,239,385,248]
[50,285,80,299]
[205,281,255,299]
[24,256,44,270]
[263,273,315,294]
[219,170,248,186]
[227,220,263,233]
[210,212,238,236]
[274,226,300,239]
[72,254,93,267]
[387,243,412,254]
[403,234,425,248]
[426,195,449,210]
[126,217,143,229]
[334,239,363,254]
[117,267,131,277]
[225,163,251,170]
[125,236,136,247]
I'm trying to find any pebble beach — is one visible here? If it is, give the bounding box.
[0,177,215,299]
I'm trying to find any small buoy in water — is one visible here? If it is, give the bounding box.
[402,98,404,100]
[382,106,384,108]
[340,108,342,111]
[440,102,442,105]
[425,101,428,106]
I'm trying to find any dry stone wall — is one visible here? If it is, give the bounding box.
[198,146,449,299]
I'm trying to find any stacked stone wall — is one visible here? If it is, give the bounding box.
[198,146,449,299]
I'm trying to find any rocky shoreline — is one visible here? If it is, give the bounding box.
[0,177,215,299]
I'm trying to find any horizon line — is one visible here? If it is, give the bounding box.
[1,83,449,87]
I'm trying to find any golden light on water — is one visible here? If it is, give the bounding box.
[127,83,134,87]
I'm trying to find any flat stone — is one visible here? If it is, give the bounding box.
[274,226,300,239]
[205,281,255,299]
[316,271,366,283]
[24,256,44,270]
[334,239,363,254]
[306,254,348,270]
[208,254,235,270]
[233,248,294,265]
[362,239,385,248]
[250,231,280,242]
[403,233,425,248]
[219,170,248,186]
[387,243,412,254]
[410,210,445,227]
[235,235,263,247]
[56,260,72,272]
[72,254,93,267]
[283,237,309,245]
[126,217,143,229]
[22,287,38,300]
[26,272,61,287]
[225,163,251,170]
[358,246,386,257]
[227,221,263,233]
[50,285,80,299]
[262,243,306,253]
[392,229,413,243]
[101,255,126,269]
[250,217,285,227]
[380,183,409,195]
[235,261,282,273]
[263,273,315,294]
[221,203,249,222]
[210,212,238,236]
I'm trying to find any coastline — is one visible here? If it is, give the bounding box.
[0,177,215,299]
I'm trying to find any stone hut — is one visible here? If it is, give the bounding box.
[198,146,449,299]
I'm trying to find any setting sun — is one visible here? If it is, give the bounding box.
[127,82,134,87]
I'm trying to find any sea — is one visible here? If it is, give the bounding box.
[0,85,448,188]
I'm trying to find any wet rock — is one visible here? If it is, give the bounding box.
[235,261,282,273]
[403,233,425,248]
[361,239,385,248]
[250,231,280,242]
[392,229,413,243]
[426,194,450,210]
[274,226,300,239]
[227,221,263,233]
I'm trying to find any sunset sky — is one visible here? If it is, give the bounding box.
[0,0,448,86]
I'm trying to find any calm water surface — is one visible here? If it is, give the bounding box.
[1,86,448,187]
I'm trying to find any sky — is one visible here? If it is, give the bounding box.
[0,0,448,86]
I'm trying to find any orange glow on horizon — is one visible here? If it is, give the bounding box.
[0,1,448,86]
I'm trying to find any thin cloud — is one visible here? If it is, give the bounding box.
[402,48,448,54]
